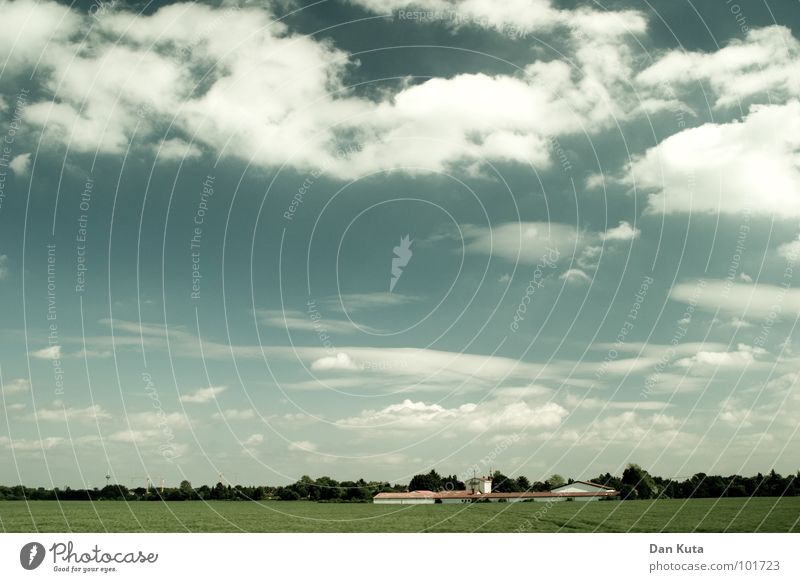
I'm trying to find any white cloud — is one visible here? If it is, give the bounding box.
[777,239,800,262]
[559,268,591,285]
[299,346,558,387]
[127,411,189,430]
[351,0,647,39]
[288,440,318,452]
[563,394,671,411]
[31,403,111,423]
[8,0,659,179]
[641,373,709,395]
[729,317,753,329]
[212,408,256,421]
[602,220,640,241]
[336,397,568,432]
[324,293,422,313]
[630,101,800,217]
[670,279,800,320]
[244,433,264,446]
[109,411,190,444]
[31,345,61,359]
[0,0,80,73]
[74,349,112,359]
[676,344,768,370]
[2,378,30,395]
[462,221,638,269]
[560,411,692,449]
[256,309,366,334]
[9,153,31,176]
[577,245,602,270]
[157,138,201,161]
[310,353,360,371]
[462,222,576,264]
[179,385,226,404]
[109,429,159,443]
[638,26,800,108]
[0,436,66,451]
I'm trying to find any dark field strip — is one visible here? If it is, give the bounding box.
[0,498,797,533]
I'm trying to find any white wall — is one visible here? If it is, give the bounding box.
[373,498,435,504]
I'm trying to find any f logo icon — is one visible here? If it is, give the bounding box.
[20,542,46,570]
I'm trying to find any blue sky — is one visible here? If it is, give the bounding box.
[1,0,799,487]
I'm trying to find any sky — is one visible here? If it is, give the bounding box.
[0,0,799,488]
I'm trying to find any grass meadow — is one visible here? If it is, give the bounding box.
[1,497,798,533]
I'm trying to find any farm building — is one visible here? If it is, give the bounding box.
[373,478,618,504]
[465,476,492,494]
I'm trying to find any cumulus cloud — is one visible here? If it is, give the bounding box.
[602,220,640,241]
[6,0,660,179]
[577,245,602,270]
[559,268,592,285]
[244,433,264,446]
[351,0,647,39]
[157,138,201,161]
[638,26,800,108]
[31,345,61,359]
[179,385,226,404]
[310,353,360,371]
[676,344,768,370]
[777,239,800,262]
[630,101,800,217]
[9,153,31,175]
[336,397,568,432]
[2,378,29,395]
[559,411,691,449]
[0,0,79,73]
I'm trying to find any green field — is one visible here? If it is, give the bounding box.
[1,497,798,532]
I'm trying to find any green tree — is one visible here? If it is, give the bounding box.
[408,469,442,491]
[211,481,227,500]
[179,480,194,500]
[547,474,566,489]
[491,471,521,493]
[622,464,658,499]
[276,487,300,500]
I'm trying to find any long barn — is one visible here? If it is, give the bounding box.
[373,478,618,504]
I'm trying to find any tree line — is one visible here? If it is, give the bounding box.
[1,465,797,502]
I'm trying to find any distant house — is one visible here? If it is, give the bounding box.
[373,477,618,504]
[465,476,492,494]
